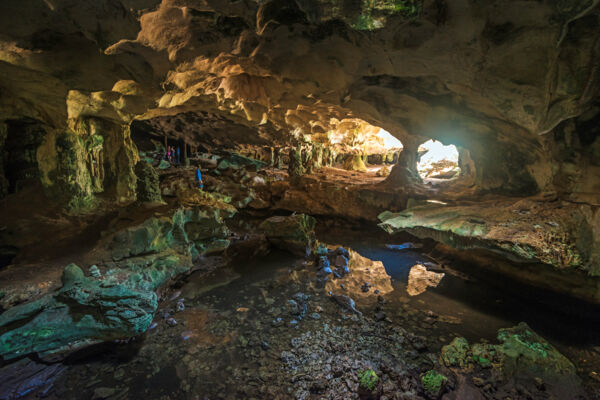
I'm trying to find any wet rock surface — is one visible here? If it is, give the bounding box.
[259,214,317,257]
[1,236,594,400]
[0,192,236,360]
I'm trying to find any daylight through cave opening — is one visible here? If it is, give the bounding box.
[416,139,460,180]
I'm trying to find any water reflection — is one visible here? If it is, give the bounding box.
[406,264,445,296]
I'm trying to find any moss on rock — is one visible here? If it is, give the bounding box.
[441,337,470,368]
[421,370,447,397]
[358,369,379,391]
[54,131,95,212]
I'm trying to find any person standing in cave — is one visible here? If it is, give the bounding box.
[176,146,181,165]
[196,167,203,190]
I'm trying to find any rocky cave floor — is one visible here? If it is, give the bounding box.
[1,159,600,400]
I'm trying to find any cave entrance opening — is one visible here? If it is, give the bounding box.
[358,128,403,176]
[416,139,460,180]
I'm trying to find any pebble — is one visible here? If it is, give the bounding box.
[166,317,177,326]
[318,256,330,269]
[176,301,185,312]
[181,331,193,340]
[148,322,158,330]
[311,313,321,320]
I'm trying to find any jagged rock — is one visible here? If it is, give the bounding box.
[51,131,95,212]
[92,387,116,400]
[441,337,470,368]
[288,145,305,182]
[441,323,583,398]
[259,214,316,257]
[0,200,236,360]
[134,160,162,203]
[378,200,600,303]
[0,263,158,360]
[496,322,579,385]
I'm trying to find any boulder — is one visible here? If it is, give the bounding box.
[441,337,470,368]
[259,214,316,257]
[496,322,578,385]
[440,323,583,399]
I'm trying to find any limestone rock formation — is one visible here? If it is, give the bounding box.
[0,196,236,360]
[134,160,163,204]
[0,0,596,203]
[0,263,158,360]
[441,322,583,399]
[259,214,317,257]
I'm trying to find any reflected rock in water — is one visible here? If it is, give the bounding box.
[325,249,393,298]
[407,264,444,296]
[386,243,423,251]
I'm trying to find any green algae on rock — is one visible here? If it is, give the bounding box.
[441,337,470,368]
[421,370,447,397]
[0,264,157,361]
[358,369,379,391]
[440,322,583,398]
[0,199,237,360]
[496,322,577,381]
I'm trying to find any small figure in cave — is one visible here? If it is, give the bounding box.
[176,146,181,165]
[196,167,203,189]
[166,146,172,163]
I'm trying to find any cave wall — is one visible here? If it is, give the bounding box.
[0,0,597,208]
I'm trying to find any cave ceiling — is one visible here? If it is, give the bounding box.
[0,0,598,178]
